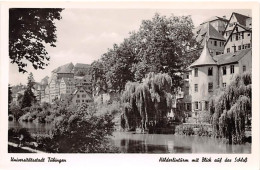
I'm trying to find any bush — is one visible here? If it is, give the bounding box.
[37,113,118,153]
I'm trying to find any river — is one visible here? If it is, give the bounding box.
[8,121,251,153]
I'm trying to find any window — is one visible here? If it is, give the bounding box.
[248,33,250,36]
[230,65,235,74]
[205,101,209,111]
[238,45,241,50]
[241,32,244,39]
[219,41,222,47]
[242,45,245,49]
[195,102,199,110]
[233,46,236,52]
[227,48,230,53]
[208,67,213,76]
[223,83,226,88]
[186,103,191,111]
[243,65,246,72]
[194,68,198,77]
[248,44,251,48]
[236,34,239,40]
[195,84,198,92]
[82,94,86,98]
[208,82,213,92]
[222,66,226,75]
[82,100,84,102]
[214,41,217,46]
[77,94,80,98]
[76,100,80,103]
[186,74,189,79]
[216,52,221,55]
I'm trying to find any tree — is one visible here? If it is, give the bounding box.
[21,73,36,108]
[121,72,172,131]
[98,13,197,93]
[211,72,251,144]
[9,8,63,73]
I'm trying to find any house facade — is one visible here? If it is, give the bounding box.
[72,86,93,105]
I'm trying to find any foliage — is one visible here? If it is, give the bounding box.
[36,108,118,153]
[93,13,198,93]
[8,128,32,143]
[9,8,63,73]
[9,103,24,121]
[121,72,172,131]
[21,73,36,108]
[211,72,251,144]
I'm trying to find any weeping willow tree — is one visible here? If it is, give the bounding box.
[121,72,172,131]
[210,72,251,144]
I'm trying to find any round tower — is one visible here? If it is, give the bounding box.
[189,40,219,117]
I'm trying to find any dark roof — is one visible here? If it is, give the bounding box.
[74,63,91,69]
[213,48,251,65]
[200,16,228,25]
[195,23,225,45]
[233,12,250,26]
[52,62,74,73]
[190,41,217,68]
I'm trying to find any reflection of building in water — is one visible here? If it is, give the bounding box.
[167,141,174,153]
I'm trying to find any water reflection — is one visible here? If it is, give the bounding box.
[111,132,251,154]
[9,121,251,153]
[9,120,53,135]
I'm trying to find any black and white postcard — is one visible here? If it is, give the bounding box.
[0,1,259,170]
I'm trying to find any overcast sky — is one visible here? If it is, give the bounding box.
[9,8,251,85]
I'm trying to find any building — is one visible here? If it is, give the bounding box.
[224,12,251,39]
[194,23,226,56]
[179,12,252,120]
[189,42,219,114]
[224,23,252,54]
[59,77,76,95]
[213,48,252,88]
[72,86,93,105]
[188,42,251,117]
[197,16,228,35]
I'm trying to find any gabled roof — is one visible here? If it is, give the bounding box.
[200,16,228,25]
[73,86,93,98]
[190,40,217,68]
[232,12,250,26]
[74,63,91,69]
[224,12,251,32]
[195,23,226,46]
[52,62,74,73]
[213,48,251,65]
[206,23,226,41]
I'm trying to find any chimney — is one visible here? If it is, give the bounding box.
[223,15,226,19]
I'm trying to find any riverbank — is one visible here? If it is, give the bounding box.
[8,142,46,153]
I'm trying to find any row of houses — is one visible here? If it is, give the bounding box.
[175,12,252,120]
[9,63,95,106]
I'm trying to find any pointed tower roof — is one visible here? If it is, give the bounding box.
[190,39,217,68]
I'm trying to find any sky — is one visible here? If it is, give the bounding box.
[8,8,251,86]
